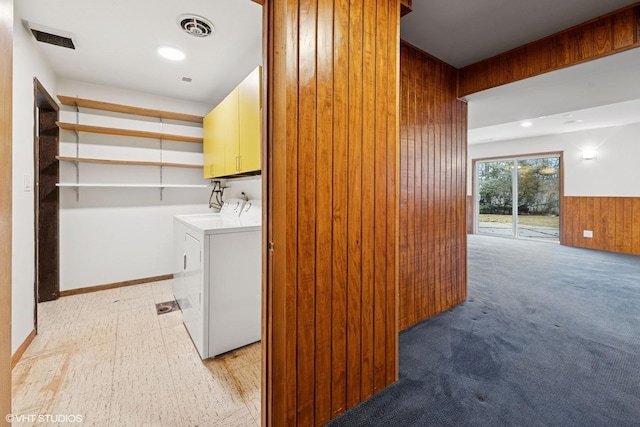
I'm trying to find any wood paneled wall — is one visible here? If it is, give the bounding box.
[467,195,474,234]
[399,42,468,331]
[0,0,13,422]
[459,4,640,96]
[265,0,400,425]
[562,197,640,255]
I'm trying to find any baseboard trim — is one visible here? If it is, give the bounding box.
[59,274,173,297]
[12,329,36,369]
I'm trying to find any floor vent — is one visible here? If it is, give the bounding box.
[156,300,179,315]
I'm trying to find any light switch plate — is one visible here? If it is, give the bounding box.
[583,230,593,238]
[23,174,32,192]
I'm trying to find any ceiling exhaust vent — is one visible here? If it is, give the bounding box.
[178,14,214,38]
[26,21,76,49]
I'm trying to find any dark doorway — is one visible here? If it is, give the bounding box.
[34,79,59,305]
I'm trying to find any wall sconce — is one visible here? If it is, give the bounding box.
[581,149,597,160]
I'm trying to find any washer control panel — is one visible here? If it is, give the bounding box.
[219,198,245,217]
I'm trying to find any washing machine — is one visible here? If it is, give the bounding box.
[173,199,261,358]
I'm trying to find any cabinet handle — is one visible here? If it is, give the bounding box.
[183,253,187,270]
[236,156,241,172]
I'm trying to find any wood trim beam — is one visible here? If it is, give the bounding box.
[400,0,412,16]
[0,0,13,421]
[459,3,640,96]
[58,274,173,297]
[11,330,36,369]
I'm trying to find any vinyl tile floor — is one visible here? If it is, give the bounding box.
[11,280,261,427]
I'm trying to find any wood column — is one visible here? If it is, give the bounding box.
[264,0,400,424]
[0,0,13,423]
[398,42,468,331]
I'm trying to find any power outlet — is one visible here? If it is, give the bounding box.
[583,230,593,238]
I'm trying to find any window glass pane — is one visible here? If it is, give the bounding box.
[516,157,560,241]
[477,160,514,237]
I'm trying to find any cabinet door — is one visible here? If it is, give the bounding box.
[219,89,240,176]
[203,90,239,178]
[202,106,224,178]
[237,66,261,173]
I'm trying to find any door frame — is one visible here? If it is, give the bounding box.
[33,78,59,307]
[1,0,14,420]
[472,151,564,241]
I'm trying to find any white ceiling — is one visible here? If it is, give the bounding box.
[15,0,263,108]
[15,0,640,142]
[465,48,640,143]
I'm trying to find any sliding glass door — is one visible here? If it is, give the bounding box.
[476,154,560,241]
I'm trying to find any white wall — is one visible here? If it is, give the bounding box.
[12,38,265,353]
[57,80,264,290]
[467,123,640,197]
[220,176,262,202]
[57,80,212,290]
[12,17,57,353]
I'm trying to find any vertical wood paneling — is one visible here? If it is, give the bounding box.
[562,196,640,256]
[459,4,640,96]
[266,0,400,424]
[296,1,317,424]
[375,0,392,390]
[398,42,468,331]
[331,0,348,416]
[360,0,376,402]
[315,1,333,423]
[346,0,363,409]
[385,0,399,384]
[636,6,640,42]
[0,0,13,421]
[466,195,474,233]
[632,198,640,255]
[613,8,635,49]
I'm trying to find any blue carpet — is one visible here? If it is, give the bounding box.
[328,235,640,427]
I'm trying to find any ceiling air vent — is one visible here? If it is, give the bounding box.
[27,21,76,49]
[178,14,215,38]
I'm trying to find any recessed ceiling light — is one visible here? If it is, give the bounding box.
[158,46,185,61]
[521,121,533,128]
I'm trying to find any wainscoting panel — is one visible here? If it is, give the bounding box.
[562,196,640,255]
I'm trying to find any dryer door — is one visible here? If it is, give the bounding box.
[182,232,205,358]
